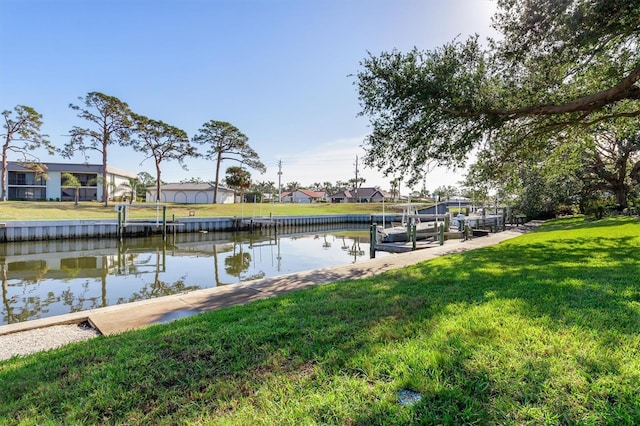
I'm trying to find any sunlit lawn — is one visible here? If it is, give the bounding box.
[1,216,639,424]
[0,201,392,221]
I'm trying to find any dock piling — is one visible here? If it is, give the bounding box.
[370,223,377,258]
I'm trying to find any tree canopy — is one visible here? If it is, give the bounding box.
[356,0,640,186]
[225,166,252,197]
[192,121,265,203]
[129,114,196,202]
[63,92,133,206]
[1,105,53,201]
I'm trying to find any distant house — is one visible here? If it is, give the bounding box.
[329,187,389,203]
[280,189,326,203]
[417,197,472,215]
[146,182,236,204]
[4,161,137,202]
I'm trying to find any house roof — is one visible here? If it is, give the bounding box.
[329,187,385,198]
[297,189,325,198]
[281,189,326,198]
[7,161,137,178]
[147,183,234,192]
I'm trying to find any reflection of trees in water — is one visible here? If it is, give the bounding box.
[1,261,55,324]
[2,229,372,324]
[222,241,266,283]
[1,255,112,324]
[1,262,59,324]
[127,277,200,303]
[126,247,200,302]
[61,280,104,313]
[225,252,251,276]
[60,257,97,279]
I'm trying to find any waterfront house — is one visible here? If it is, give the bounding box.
[329,187,389,203]
[280,189,326,203]
[5,161,137,202]
[146,182,236,204]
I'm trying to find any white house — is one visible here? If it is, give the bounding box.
[146,183,236,204]
[5,162,137,202]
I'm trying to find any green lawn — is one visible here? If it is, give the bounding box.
[1,216,639,424]
[0,201,392,220]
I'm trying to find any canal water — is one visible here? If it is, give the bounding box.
[1,224,391,325]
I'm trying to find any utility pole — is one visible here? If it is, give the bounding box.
[354,155,359,203]
[277,159,282,203]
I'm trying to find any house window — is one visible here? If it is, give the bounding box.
[64,173,97,186]
[61,186,98,201]
[60,173,99,201]
[8,187,46,200]
[8,171,46,186]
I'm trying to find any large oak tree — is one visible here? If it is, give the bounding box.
[356,0,640,185]
[582,123,640,209]
[192,121,265,203]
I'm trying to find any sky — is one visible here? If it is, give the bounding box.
[1,0,497,194]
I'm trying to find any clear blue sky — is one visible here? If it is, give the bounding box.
[1,0,496,193]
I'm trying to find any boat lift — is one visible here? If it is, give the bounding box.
[115,203,183,241]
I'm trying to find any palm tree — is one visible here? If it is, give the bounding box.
[61,173,81,206]
[118,177,141,204]
[286,181,300,192]
[225,166,252,202]
[390,178,401,201]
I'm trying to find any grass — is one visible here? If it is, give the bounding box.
[1,216,640,424]
[0,201,391,220]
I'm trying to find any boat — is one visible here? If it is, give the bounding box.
[376,203,440,243]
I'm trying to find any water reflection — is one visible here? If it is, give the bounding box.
[1,225,389,325]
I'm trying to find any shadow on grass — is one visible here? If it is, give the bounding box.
[532,215,637,232]
[1,218,639,424]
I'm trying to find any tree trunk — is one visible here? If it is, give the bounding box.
[1,141,8,202]
[155,162,162,202]
[614,186,628,210]
[213,152,222,204]
[102,162,109,207]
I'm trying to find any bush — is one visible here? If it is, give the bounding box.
[556,204,578,216]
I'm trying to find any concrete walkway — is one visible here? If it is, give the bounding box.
[0,225,535,337]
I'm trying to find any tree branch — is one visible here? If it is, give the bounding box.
[489,64,640,117]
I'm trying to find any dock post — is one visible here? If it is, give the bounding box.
[370,223,377,258]
[173,214,177,239]
[162,205,167,241]
[406,221,411,242]
[121,205,127,239]
[439,223,444,245]
[412,223,417,251]
[117,208,122,240]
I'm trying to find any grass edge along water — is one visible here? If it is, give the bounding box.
[1,216,639,425]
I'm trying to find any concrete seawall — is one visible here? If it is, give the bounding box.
[0,214,386,242]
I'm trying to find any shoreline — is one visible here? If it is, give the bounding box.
[0,225,535,361]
